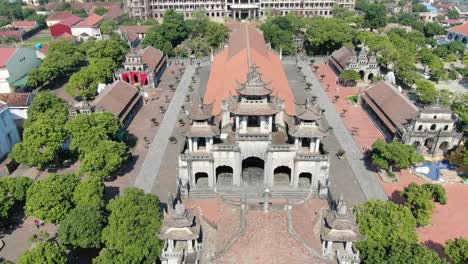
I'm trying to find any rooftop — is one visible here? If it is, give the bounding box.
[0,48,17,68]
[75,14,104,27]
[46,11,74,22]
[0,93,33,107]
[447,22,468,35]
[55,15,82,27]
[11,21,37,28]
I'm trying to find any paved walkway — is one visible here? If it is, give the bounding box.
[298,61,387,201]
[134,65,196,193]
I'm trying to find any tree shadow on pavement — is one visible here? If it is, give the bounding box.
[103,186,120,203]
[423,240,446,258]
[0,203,26,238]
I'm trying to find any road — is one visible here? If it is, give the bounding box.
[134,65,196,193]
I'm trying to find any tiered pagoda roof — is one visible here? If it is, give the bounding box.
[184,100,219,137]
[321,196,364,242]
[160,201,200,241]
[236,64,273,97]
[287,97,330,138]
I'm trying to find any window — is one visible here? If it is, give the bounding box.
[418,125,423,131]
[430,124,436,130]
[444,125,449,131]
[433,115,437,119]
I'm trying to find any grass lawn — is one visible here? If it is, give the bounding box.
[21,29,53,48]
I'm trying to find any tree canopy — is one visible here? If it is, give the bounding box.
[17,241,67,264]
[362,4,388,30]
[59,204,106,249]
[402,183,447,226]
[100,187,163,264]
[0,186,14,225]
[25,174,79,223]
[80,140,128,180]
[445,237,468,264]
[260,14,304,55]
[305,17,354,54]
[415,80,438,104]
[73,178,105,209]
[371,139,424,172]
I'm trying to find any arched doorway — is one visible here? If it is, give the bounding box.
[359,70,365,80]
[367,73,374,83]
[242,157,264,186]
[413,141,421,150]
[273,166,291,186]
[424,138,435,151]
[439,141,449,152]
[430,124,437,130]
[216,166,233,186]
[133,73,139,84]
[298,172,312,188]
[195,172,209,188]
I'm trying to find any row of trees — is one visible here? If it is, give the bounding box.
[10,93,129,179]
[143,10,229,57]
[15,179,163,264]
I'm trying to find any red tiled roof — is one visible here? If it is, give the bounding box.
[46,11,74,22]
[442,19,463,25]
[11,21,37,28]
[0,93,32,107]
[204,23,295,115]
[140,46,164,72]
[448,22,468,35]
[0,30,21,39]
[75,14,104,27]
[362,81,419,133]
[0,48,16,67]
[56,32,75,41]
[56,15,82,26]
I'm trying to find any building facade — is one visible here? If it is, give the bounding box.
[178,65,330,199]
[445,22,468,48]
[329,45,379,83]
[125,0,355,20]
[0,102,21,160]
[397,105,463,156]
[0,48,41,93]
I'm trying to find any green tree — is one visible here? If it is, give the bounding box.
[81,140,128,180]
[101,187,163,264]
[387,242,446,264]
[66,67,102,99]
[65,112,121,156]
[332,4,355,19]
[445,237,468,264]
[448,40,465,56]
[363,4,387,30]
[0,176,33,201]
[143,27,173,55]
[412,4,428,12]
[92,249,135,264]
[463,52,468,66]
[415,80,438,104]
[447,144,468,174]
[10,115,68,169]
[59,205,106,249]
[371,139,424,172]
[87,38,128,65]
[0,186,14,225]
[402,183,436,226]
[17,241,67,264]
[94,7,107,16]
[158,9,188,48]
[25,174,79,223]
[448,9,460,19]
[100,20,118,36]
[73,178,105,209]
[305,17,353,54]
[423,22,445,38]
[260,14,301,55]
[27,92,68,124]
[451,94,468,126]
[339,69,361,86]
[356,200,418,263]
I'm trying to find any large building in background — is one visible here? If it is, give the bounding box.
[125,0,355,20]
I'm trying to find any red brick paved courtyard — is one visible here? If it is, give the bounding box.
[315,63,468,249]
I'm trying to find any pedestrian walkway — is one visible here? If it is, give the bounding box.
[134,65,196,193]
[298,61,387,201]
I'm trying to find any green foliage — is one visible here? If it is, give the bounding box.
[94,7,108,16]
[423,22,445,38]
[371,139,424,171]
[363,4,387,30]
[87,38,128,65]
[447,144,468,174]
[100,20,118,35]
[0,176,33,201]
[65,112,122,157]
[448,9,460,20]
[339,70,361,81]
[260,14,304,55]
[101,187,163,264]
[27,92,69,124]
[58,205,106,249]
[0,0,24,20]
[356,200,418,262]
[445,237,468,264]
[386,242,447,264]
[305,17,353,54]
[17,241,67,264]
[402,183,447,226]
[0,186,14,225]
[415,80,438,104]
[92,249,135,264]
[451,94,468,126]
[332,4,355,19]
[25,174,79,223]
[73,178,105,209]
[412,3,428,12]
[81,140,128,180]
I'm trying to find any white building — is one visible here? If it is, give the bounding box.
[0,101,21,160]
[71,14,104,41]
[0,93,34,121]
[445,22,468,48]
[126,0,355,20]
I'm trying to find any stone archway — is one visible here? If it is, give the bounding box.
[439,141,449,152]
[242,157,264,186]
[195,172,209,188]
[273,166,291,186]
[424,138,435,151]
[359,70,365,80]
[298,172,312,188]
[367,73,374,83]
[413,141,421,150]
[216,166,233,186]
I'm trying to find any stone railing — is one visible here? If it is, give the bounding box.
[337,249,360,264]
[180,152,213,161]
[161,251,184,260]
[268,144,294,152]
[236,134,271,141]
[294,153,328,162]
[212,145,240,151]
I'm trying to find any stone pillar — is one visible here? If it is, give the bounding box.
[248,10,251,19]
[321,240,327,255]
[187,240,193,253]
[326,240,333,254]
[345,241,352,253]
[169,240,174,251]
[295,138,299,148]
[315,138,320,153]
[293,162,299,188]
[189,138,193,152]
[234,152,242,186]
[268,116,273,132]
[310,138,314,152]
[193,138,198,151]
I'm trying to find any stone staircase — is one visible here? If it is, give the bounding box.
[187,187,315,200]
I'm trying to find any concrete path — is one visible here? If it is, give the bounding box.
[298,61,387,201]
[134,65,196,193]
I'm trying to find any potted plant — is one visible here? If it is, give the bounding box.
[178,118,185,127]
[337,149,346,159]
[160,106,165,113]
[313,65,319,72]
[169,136,177,144]
[320,74,325,81]
[151,118,159,126]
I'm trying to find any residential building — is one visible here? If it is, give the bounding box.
[10,21,38,32]
[0,48,41,93]
[114,46,167,88]
[46,11,75,27]
[178,23,330,200]
[49,15,82,38]
[125,0,355,20]
[117,25,152,48]
[0,93,34,121]
[454,3,468,20]
[71,14,105,41]
[0,30,23,42]
[445,22,468,48]
[22,0,40,6]
[0,101,21,160]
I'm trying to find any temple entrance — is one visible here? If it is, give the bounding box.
[247,116,260,127]
[216,166,233,186]
[439,141,449,152]
[424,138,435,152]
[242,157,264,186]
[195,172,209,188]
[367,73,374,83]
[298,172,312,188]
[359,70,365,80]
[133,74,139,84]
[413,141,421,150]
[198,137,206,151]
[273,166,291,186]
